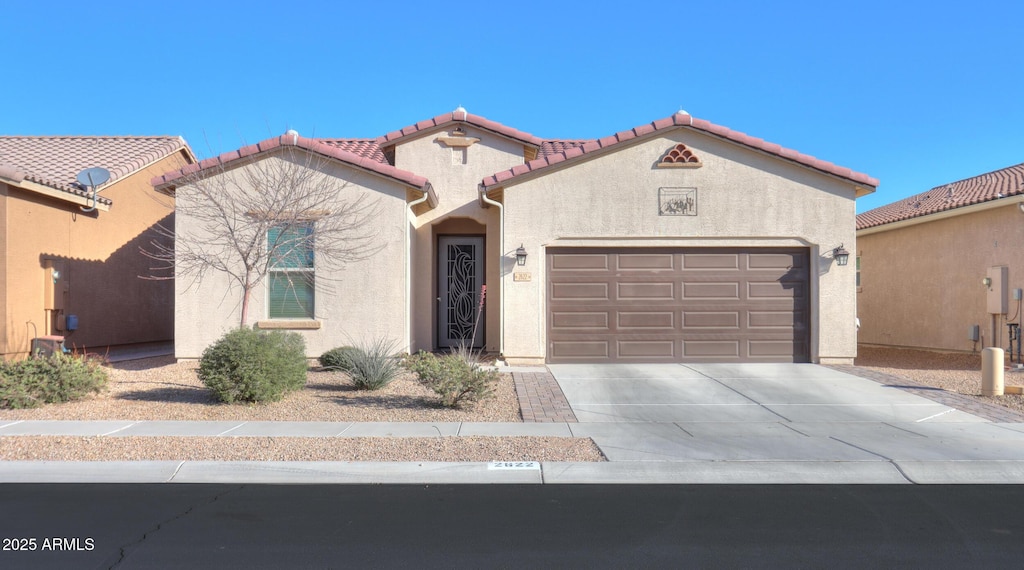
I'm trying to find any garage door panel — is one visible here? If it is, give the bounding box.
[617,311,675,329]
[617,340,676,358]
[547,248,810,363]
[550,311,610,330]
[683,282,740,299]
[617,282,675,300]
[683,340,741,358]
[550,340,609,359]
[748,281,805,300]
[550,254,609,270]
[617,253,675,270]
[550,282,610,301]
[683,311,740,329]
[683,253,740,269]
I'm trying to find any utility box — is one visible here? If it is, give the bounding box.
[31,336,66,358]
[987,266,1008,315]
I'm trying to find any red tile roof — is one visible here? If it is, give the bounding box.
[480,112,879,190]
[540,140,591,157]
[377,108,544,148]
[152,134,434,200]
[319,139,389,164]
[0,135,192,205]
[857,162,1024,230]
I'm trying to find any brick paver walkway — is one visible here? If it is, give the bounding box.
[828,365,1024,423]
[512,370,577,423]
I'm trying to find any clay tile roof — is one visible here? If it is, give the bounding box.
[0,135,191,205]
[152,134,432,198]
[540,140,592,157]
[481,112,879,190]
[377,109,544,148]
[319,138,388,164]
[857,162,1024,230]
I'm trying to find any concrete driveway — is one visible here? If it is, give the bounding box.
[547,363,1024,472]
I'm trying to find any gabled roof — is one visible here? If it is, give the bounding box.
[0,135,193,207]
[377,108,544,148]
[152,133,436,207]
[857,162,1024,230]
[480,112,879,191]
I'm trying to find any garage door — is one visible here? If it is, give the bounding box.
[547,248,810,363]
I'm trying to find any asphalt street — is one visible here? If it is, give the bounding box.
[3,484,1024,569]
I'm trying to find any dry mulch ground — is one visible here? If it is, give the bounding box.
[0,356,606,462]
[854,346,1024,415]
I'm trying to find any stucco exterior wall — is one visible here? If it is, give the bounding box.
[173,153,411,359]
[498,130,860,364]
[857,203,1024,352]
[397,126,521,354]
[1,152,188,359]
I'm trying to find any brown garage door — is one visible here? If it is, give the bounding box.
[547,248,810,363]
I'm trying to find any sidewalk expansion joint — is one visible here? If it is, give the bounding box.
[102,422,139,436]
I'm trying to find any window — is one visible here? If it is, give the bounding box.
[268,223,314,319]
[855,256,861,289]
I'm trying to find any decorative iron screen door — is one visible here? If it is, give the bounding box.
[438,236,485,348]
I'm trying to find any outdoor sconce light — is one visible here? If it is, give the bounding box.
[983,277,993,287]
[51,270,61,283]
[515,244,528,266]
[832,245,850,266]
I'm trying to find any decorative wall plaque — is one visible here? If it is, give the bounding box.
[659,187,697,216]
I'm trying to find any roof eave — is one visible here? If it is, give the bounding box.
[4,178,112,211]
[857,195,1024,236]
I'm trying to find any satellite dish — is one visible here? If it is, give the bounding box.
[76,167,110,188]
[75,167,111,213]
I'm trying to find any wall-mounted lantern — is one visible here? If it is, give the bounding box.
[515,244,528,266]
[832,245,850,266]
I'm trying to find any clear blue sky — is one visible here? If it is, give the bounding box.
[3,0,1022,213]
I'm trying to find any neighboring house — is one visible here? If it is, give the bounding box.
[156,109,875,364]
[857,162,1024,353]
[0,136,195,359]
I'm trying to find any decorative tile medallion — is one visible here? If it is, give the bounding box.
[659,187,697,216]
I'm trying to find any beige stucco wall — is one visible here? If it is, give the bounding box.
[173,152,412,359]
[1,152,189,359]
[396,126,521,354]
[498,129,861,364]
[857,202,1024,352]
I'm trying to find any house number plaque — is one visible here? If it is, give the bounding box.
[513,272,532,282]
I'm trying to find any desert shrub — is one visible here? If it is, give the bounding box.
[319,346,362,372]
[198,327,307,403]
[403,350,498,408]
[347,338,402,390]
[0,353,108,409]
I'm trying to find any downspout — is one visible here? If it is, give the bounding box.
[478,185,504,357]
[406,189,431,355]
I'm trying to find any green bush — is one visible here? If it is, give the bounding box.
[198,327,308,403]
[319,346,362,372]
[403,350,497,408]
[0,353,108,409]
[347,338,402,390]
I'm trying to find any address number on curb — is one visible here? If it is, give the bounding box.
[488,461,540,470]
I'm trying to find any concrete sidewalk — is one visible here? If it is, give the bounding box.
[3,363,1024,484]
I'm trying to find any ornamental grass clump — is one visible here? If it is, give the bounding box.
[0,353,108,409]
[198,327,307,404]
[403,349,497,409]
[347,338,402,390]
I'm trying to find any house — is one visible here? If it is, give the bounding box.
[156,109,875,364]
[0,136,195,359]
[857,162,1024,353]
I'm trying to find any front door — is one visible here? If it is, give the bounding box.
[438,236,485,348]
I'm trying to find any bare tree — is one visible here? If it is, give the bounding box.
[145,144,383,326]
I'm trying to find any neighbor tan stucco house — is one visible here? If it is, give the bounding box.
[857,162,1024,354]
[156,109,876,364]
[0,136,195,359]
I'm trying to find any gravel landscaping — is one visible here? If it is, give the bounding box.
[0,356,605,462]
[4,347,1024,462]
[854,346,1024,415]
